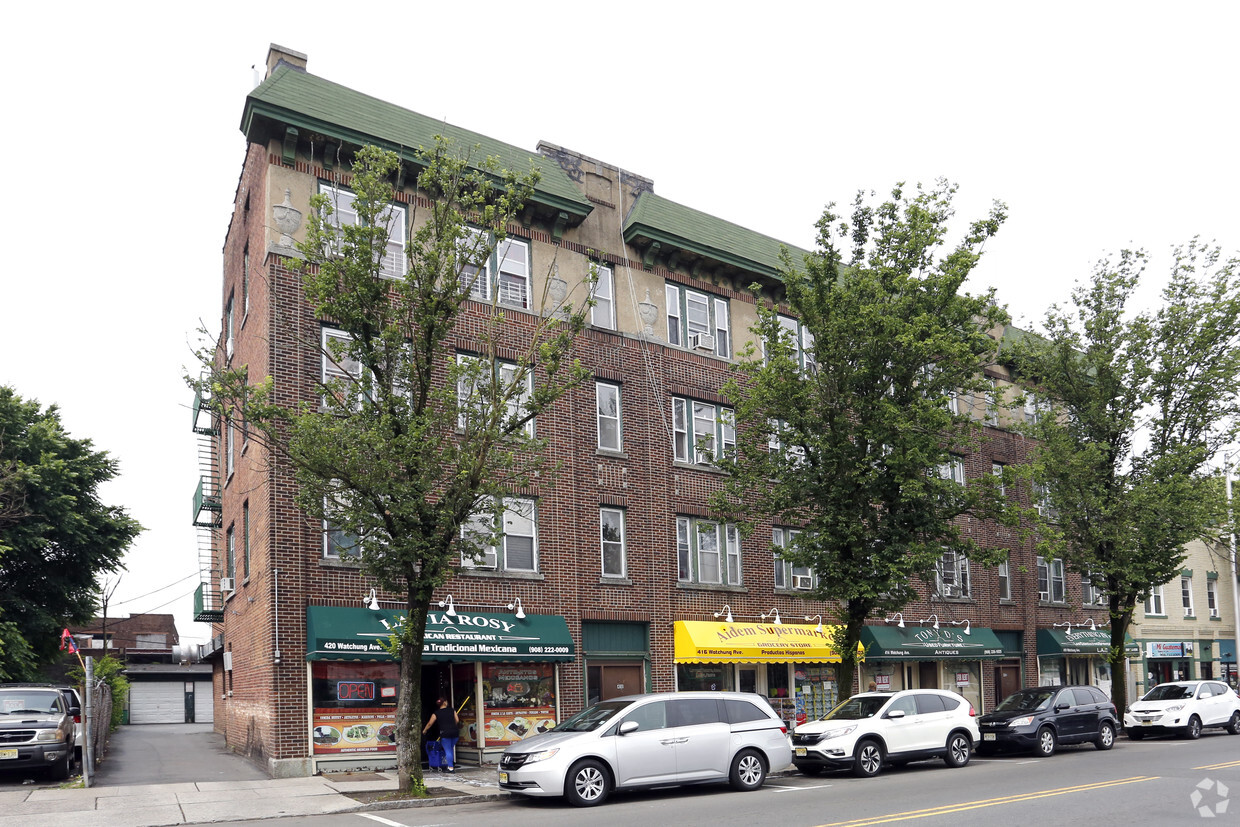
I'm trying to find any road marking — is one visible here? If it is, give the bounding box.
[356,814,416,827]
[813,776,1160,826]
[770,783,834,793]
[1195,759,1240,770]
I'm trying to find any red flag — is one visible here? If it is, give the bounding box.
[59,629,78,654]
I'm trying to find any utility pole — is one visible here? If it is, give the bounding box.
[1226,450,1239,688]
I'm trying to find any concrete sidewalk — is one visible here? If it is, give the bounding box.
[0,766,505,827]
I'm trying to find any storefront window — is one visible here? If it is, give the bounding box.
[310,662,399,756]
[793,664,838,728]
[454,663,479,747]
[476,664,556,746]
[677,663,732,691]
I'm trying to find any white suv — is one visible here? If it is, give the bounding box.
[1124,681,1240,740]
[791,689,979,777]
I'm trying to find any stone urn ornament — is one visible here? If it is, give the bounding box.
[638,288,659,338]
[273,189,302,248]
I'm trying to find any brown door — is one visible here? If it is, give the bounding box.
[588,663,644,704]
[918,662,939,689]
[996,663,1020,701]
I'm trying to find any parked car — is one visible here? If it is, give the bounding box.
[977,685,1118,756]
[1124,680,1240,740]
[2,683,83,761]
[497,691,790,806]
[790,689,978,778]
[0,685,77,780]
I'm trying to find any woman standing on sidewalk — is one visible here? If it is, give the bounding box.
[421,697,460,773]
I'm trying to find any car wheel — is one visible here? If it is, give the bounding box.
[563,759,611,807]
[1095,721,1115,751]
[1227,712,1240,735]
[1184,716,1202,740]
[852,739,884,778]
[943,732,972,768]
[48,746,71,781]
[1034,727,1056,757]
[729,749,767,791]
[1127,728,1145,741]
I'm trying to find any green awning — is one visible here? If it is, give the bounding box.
[860,625,1006,662]
[305,606,574,663]
[1037,628,1139,657]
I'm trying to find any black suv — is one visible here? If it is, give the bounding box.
[0,685,78,779]
[977,685,1118,757]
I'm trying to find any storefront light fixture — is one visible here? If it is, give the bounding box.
[950,619,971,635]
[884,612,905,628]
[1084,618,1098,631]
[364,588,380,611]
[761,608,782,625]
[507,597,526,620]
[805,614,824,634]
[713,604,734,623]
[438,594,457,617]
[921,614,939,630]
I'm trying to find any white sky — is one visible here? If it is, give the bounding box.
[1,2,1236,647]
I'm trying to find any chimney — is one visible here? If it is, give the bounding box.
[265,44,308,80]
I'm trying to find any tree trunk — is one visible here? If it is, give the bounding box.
[395,601,429,795]
[1107,596,1133,716]
[836,605,868,701]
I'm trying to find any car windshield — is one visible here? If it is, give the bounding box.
[1143,684,1196,701]
[819,695,889,721]
[0,690,60,715]
[552,700,631,732]
[995,689,1055,712]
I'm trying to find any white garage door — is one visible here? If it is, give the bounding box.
[129,682,186,724]
[193,682,213,723]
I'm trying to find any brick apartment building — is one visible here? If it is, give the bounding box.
[192,45,1116,776]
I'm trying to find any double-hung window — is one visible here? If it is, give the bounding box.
[666,284,730,357]
[992,462,1005,496]
[1208,579,1219,618]
[771,315,816,374]
[322,484,362,559]
[997,555,1011,600]
[226,423,235,480]
[1181,576,1194,617]
[1037,556,1065,602]
[319,183,407,279]
[457,354,533,435]
[938,455,966,485]
[1082,572,1106,606]
[1033,482,1056,517]
[1145,584,1165,616]
[458,228,531,309]
[672,397,734,465]
[322,327,371,411]
[677,517,741,586]
[461,497,538,572]
[768,419,807,465]
[596,381,622,451]
[936,550,970,598]
[772,527,813,591]
[226,524,236,581]
[600,507,626,578]
[591,264,615,329]
[225,294,235,359]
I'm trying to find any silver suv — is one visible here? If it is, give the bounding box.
[0,686,77,780]
[498,691,791,806]
[791,689,979,777]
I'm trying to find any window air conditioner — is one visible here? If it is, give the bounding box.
[219,577,235,593]
[689,332,715,352]
[792,575,813,590]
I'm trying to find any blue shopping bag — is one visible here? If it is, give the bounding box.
[425,738,444,768]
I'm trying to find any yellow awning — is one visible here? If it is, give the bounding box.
[673,621,842,664]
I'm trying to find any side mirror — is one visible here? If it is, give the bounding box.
[619,720,640,735]
[69,707,81,717]
[886,709,905,719]
[1054,703,1070,712]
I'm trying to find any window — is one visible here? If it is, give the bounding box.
[997,555,1011,601]
[596,382,622,452]
[984,378,999,426]
[672,397,734,465]
[457,354,532,435]
[591,264,615,329]
[1033,482,1056,517]
[242,500,251,579]
[768,419,807,465]
[1182,577,1194,617]
[226,423,235,480]
[771,314,816,374]
[677,517,741,586]
[322,327,370,410]
[319,183,407,279]
[1082,571,1106,606]
[947,391,960,415]
[1144,584,1165,616]
[1037,556,1065,602]
[773,527,813,590]
[324,520,361,558]
[225,293,235,359]
[226,524,235,581]
[666,283,730,357]
[938,455,966,485]
[992,462,1005,496]
[1024,394,1046,424]
[600,507,626,578]
[457,228,531,309]
[461,498,538,572]
[242,245,250,321]
[936,550,971,598]
[1208,579,1219,618]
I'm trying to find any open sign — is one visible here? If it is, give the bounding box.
[336,681,375,701]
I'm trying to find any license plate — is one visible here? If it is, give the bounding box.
[0,749,15,760]
[795,747,807,757]
[982,733,996,741]
[498,771,508,783]
[1141,720,1153,726]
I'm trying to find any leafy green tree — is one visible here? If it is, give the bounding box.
[716,182,1013,699]
[68,654,129,731]
[0,387,141,680]
[195,142,590,794]
[1012,240,1240,714]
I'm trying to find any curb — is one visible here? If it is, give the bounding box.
[344,789,512,812]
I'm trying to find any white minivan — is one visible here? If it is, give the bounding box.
[497,691,791,806]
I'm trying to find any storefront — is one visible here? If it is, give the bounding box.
[1221,639,1237,688]
[858,625,1007,713]
[672,620,841,730]
[305,605,574,770]
[1036,628,1139,695]
[1140,641,1195,688]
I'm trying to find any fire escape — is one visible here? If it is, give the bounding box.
[192,386,224,625]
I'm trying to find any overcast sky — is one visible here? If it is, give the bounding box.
[1,2,1236,647]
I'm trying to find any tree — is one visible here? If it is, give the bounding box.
[0,387,141,680]
[1012,240,1240,714]
[195,141,591,794]
[716,181,1012,699]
